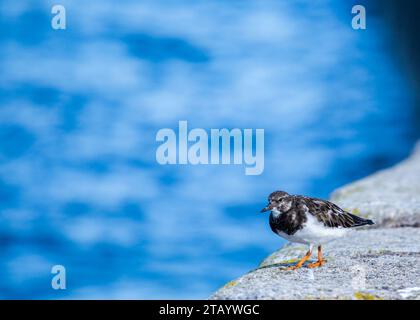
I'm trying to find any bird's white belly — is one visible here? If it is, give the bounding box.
[277,215,349,245]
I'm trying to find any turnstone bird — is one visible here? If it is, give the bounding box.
[261,191,374,269]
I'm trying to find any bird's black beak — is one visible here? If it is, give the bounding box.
[260,203,272,213]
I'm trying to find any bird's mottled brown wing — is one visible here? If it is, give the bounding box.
[299,196,373,228]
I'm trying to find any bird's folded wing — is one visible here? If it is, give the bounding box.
[300,197,364,228]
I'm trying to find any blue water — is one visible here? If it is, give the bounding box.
[0,0,418,299]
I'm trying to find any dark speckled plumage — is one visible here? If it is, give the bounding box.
[263,191,374,236]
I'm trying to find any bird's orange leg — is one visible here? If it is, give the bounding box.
[308,246,327,268]
[286,249,312,270]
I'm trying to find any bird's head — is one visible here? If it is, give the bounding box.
[260,191,289,213]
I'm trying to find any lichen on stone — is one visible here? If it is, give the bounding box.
[353,292,383,300]
[223,280,238,289]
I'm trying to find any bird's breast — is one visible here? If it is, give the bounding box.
[269,209,306,236]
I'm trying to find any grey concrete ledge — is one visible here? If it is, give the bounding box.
[210,142,420,300]
[331,142,420,228]
[210,228,420,300]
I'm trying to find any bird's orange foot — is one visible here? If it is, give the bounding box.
[307,259,327,268]
[283,250,313,271]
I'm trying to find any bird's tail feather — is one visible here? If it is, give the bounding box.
[348,212,374,227]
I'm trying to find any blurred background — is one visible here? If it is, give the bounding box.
[0,0,419,299]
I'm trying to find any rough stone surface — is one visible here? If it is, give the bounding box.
[210,228,420,300]
[210,143,420,300]
[331,143,420,228]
